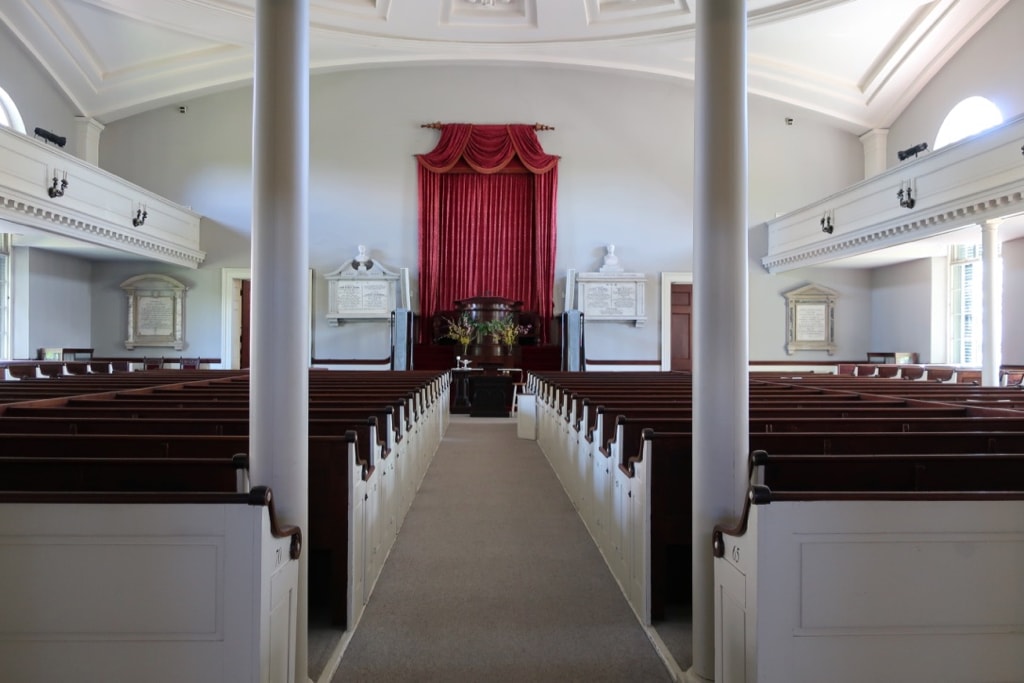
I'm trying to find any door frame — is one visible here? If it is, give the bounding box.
[660,272,693,371]
[220,268,250,370]
[221,267,316,370]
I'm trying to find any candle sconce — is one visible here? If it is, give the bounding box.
[820,209,835,234]
[132,204,148,227]
[897,180,916,209]
[47,170,68,198]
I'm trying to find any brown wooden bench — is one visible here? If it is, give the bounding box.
[0,454,248,492]
[749,450,1024,492]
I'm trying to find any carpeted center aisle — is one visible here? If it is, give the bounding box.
[331,416,672,682]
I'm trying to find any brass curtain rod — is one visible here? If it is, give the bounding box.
[420,121,554,131]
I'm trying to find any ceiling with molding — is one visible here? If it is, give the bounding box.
[1,0,1018,266]
[0,0,1010,131]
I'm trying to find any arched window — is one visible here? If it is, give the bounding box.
[0,85,26,133]
[934,96,1002,149]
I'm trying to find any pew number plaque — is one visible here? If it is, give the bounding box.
[784,283,837,355]
[120,273,187,350]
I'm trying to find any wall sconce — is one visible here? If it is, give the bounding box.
[34,127,66,148]
[897,142,928,161]
[132,204,148,227]
[820,209,835,234]
[897,180,916,209]
[47,170,68,198]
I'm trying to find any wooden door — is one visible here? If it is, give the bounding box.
[670,283,692,372]
[240,279,251,369]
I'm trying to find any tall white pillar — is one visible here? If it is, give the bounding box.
[982,219,1002,386]
[692,1,748,681]
[72,117,104,165]
[252,2,310,680]
[859,128,888,178]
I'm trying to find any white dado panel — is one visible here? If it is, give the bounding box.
[762,114,1024,272]
[0,127,205,268]
[1,538,221,638]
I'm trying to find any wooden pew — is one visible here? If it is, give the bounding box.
[531,369,1024,631]
[713,481,1024,683]
[0,486,301,683]
[0,454,248,492]
[749,449,1024,492]
[0,367,450,630]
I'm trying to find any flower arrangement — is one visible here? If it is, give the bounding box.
[443,314,477,351]
[486,314,531,347]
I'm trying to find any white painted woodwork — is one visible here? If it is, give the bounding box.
[533,379,655,626]
[714,497,1024,683]
[516,394,537,439]
[762,114,1024,272]
[348,374,449,628]
[0,127,204,268]
[0,500,298,683]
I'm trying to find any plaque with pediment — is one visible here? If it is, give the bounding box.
[324,247,401,325]
[575,272,647,327]
[121,273,187,350]
[784,283,838,355]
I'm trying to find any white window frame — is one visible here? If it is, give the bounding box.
[949,244,982,365]
[0,236,10,360]
[934,96,1002,150]
[0,85,26,133]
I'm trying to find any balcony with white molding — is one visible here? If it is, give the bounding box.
[0,126,205,268]
[761,114,1024,273]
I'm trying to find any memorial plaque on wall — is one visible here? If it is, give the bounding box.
[784,283,838,355]
[575,272,647,327]
[324,247,401,325]
[120,273,187,350]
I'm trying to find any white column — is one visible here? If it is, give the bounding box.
[859,128,888,178]
[982,219,1002,386]
[692,1,748,681]
[72,117,104,165]
[252,2,309,681]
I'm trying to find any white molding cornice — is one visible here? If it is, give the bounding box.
[761,114,1024,272]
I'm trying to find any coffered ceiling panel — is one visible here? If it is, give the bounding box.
[0,0,1010,129]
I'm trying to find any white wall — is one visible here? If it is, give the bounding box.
[887,0,1024,165]
[1003,237,1024,365]
[0,23,81,147]
[97,64,864,362]
[90,261,223,360]
[869,259,934,362]
[4,6,1024,365]
[748,225,873,361]
[10,248,92,357]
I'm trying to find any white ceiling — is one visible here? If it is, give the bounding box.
[1,0,1017,266]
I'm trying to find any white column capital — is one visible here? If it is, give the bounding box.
[859,128,889,178]
[72,116,105,165]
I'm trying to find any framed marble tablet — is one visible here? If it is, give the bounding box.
[324,246,401,325]
[576,272,647,327]
[120,273,187,350]
[784,283,837,355]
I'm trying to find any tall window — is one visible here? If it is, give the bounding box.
[0,85,26,133]
[949,244,982,364]
[0,84,22,359]
[934,96,1002,149]
[0,235,10,360]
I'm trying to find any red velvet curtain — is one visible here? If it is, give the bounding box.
[417,124,558,343]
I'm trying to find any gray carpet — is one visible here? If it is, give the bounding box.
[330,416,673,682]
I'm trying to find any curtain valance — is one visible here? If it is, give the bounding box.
[416,124,559,175]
